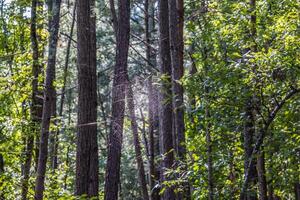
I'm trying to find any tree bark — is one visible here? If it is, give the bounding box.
[257,149,268,200]
[295,182,300,200]
[158,0,175,199]
[75,0,99,197]
[145,0,160,199]
[34,0,61,199]
[21,1,43,199]
[51,1,76,172]
[243,99,258,200]
[126,81,149,200]
[168,0,190,199]
[104,0,130,199]
[0,154,4,199]
[148,78,161,200]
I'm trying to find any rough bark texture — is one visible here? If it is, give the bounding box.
[75,0,99,197]
[242,0,259,199]
[21,1,43,199]
[148,78,161,200]
[243,99,258,200]
[169,0,185,159]
[104,0,130,199]
[34,0,61,199]
[126,82,149,200]
[145,1,160,199]
[168,0,190,199]
[257,150,268,200]
[158,0,175,199]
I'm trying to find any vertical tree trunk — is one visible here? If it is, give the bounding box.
[0,154,4,199]
[21,1,42,199]
[243,100,258,200]
[242,0,259,198]
[34,0,61,199]
[158,0,175,199]
[295,182,300,200]
[51,1,76,172]
[49,92,57,170]
[75,0,99,197]
[257,150,268,200]
[169,0,186,159]
[145,1,160,199]
[168,0,190,199]
[148,78,161,200]
[126,82,149,200]
[205,107,214,200]
[104,0,130,199]
[34,0,45,171]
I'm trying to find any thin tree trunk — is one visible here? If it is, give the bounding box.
[34,0,61,198]
[126,82,149,200]
[148,78,161,200]
[187,50,197,125]
[158,0,175,199]
[257,149,268,200]
[205,106,214,200]
[139,108,149,158]
[0,154,4,199]
[21,1,42,198]
[104,0,130,199]
[51,1,76,171]
[34,0,45,171]
[145,0,160,198]
[49,91,57,170]
[75,0,99,197]
[21,136,34,200]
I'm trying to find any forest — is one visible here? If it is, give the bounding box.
[0,0,299,199]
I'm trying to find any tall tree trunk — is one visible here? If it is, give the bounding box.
[34,0,61,199]
[34,0,45,171]
[51,1,76,172]
[257,150,268,200]
[145,0,160,199]
[21,1,43,198]
[75,0,99,197]
[126,82,149,200]
[49,92,57,170]
[242,0,259,199]
[243,100,258,200]
[168,0,190,199]
[104,0,130,199]
[158,0,175,199]
[148,78,161,200]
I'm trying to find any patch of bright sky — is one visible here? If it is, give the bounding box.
[3,0,31,18]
